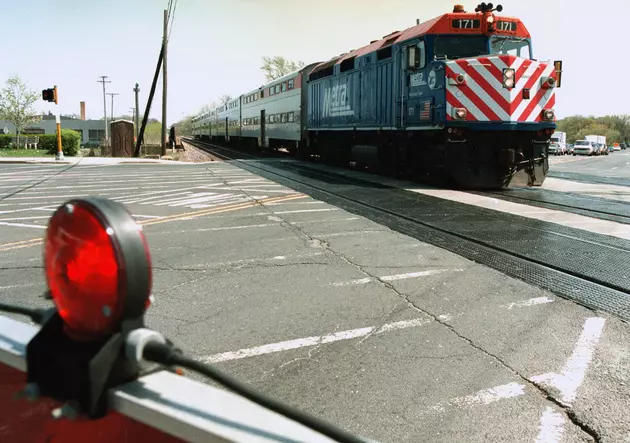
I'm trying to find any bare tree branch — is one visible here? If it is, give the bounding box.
[0,76,41,147]
[261,56,305,82]
[218,95,232,105]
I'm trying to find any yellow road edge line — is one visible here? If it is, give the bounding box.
[0,237,43,248]
[0,241,43,252]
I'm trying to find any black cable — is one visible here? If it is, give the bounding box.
[143,341,368,443]
[0,301,47,324]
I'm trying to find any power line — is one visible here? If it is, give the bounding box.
[168,0,178,41]
[166,0,174,21]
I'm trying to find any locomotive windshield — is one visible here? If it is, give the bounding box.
[490,36,531,59]
[433,35,487,59]
[432,35,532,60]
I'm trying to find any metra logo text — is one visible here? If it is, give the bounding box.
[323,84,355,118]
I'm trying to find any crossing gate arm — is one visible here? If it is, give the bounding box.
[0,314,341,443]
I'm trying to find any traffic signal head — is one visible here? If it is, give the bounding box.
[42,86,58,104]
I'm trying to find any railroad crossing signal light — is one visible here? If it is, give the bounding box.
[42,198,152,339]
[42,86,58,104]
[26,197,153,417]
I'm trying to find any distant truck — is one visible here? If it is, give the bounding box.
[585,135,607,155]
[549,131,567,155]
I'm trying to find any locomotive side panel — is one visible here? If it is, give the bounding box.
[374,58,397,129]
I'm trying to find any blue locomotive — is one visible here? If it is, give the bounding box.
[192,3,563,189]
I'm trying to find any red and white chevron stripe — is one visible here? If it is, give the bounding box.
[445,55,556,123]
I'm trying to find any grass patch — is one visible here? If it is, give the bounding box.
[0,149,52,157]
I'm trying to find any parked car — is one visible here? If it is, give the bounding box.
[573,140,597,156]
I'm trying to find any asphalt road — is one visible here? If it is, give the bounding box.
[0,152,629,442]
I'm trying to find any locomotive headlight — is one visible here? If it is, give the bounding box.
[487,15,495,23]
[542,109,555,121]
[453,107,468,119]
[503,68,515,89]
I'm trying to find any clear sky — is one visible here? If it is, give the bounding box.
[1,0,624,124]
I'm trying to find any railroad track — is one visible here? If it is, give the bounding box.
[182,138,287,162]
[183,138,630,323]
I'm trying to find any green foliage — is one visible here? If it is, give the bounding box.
[41,129,81,156]
[143,121,163,145]
[261,56,305,82]
[173,115,193,136]
[557,115,630,144]
[0,149,48,157]
[0,134,11,148]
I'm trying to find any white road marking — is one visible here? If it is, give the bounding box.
[428,382,526,413]
[333,277,373,287]
[0,282,40,290]
[272,208,338,214]
[160,193,239,207]
[147,217,361,235]
[530,317,606,405]
[406,187,630,240]
[319,230,385,237]
[200,186,296,194]
[265,201,325,206]
[535,407,565,443]
[197,294,557,366]
[0,206,56,215]
[542,177,630,203]
[506,297,554,310]
[199,318,432,364]
[332,269,463,286]
[0,221,46,229]
[0,194,84,201]
[0,216,50,221]
[132,215,160,219]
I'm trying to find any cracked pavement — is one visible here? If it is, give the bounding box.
[1,162,629,442]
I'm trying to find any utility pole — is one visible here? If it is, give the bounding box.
[97,76,111,143]
[107,93,119,121]
[161,9,168,157]
[133,83,140,143]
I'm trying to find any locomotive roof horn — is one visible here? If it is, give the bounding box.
[475,3,503,12]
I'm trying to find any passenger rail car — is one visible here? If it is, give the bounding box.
[191,3,562,189]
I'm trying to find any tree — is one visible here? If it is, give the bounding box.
[0,76,41,148]
[218,95,232,105]
[199,101,218,113]
[557,114,630,144]
[173,114,194,136]
[261,56,306,82]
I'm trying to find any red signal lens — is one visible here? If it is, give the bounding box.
[43,198,152,341]
[43,199,152,345]
[44,202,124,340]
